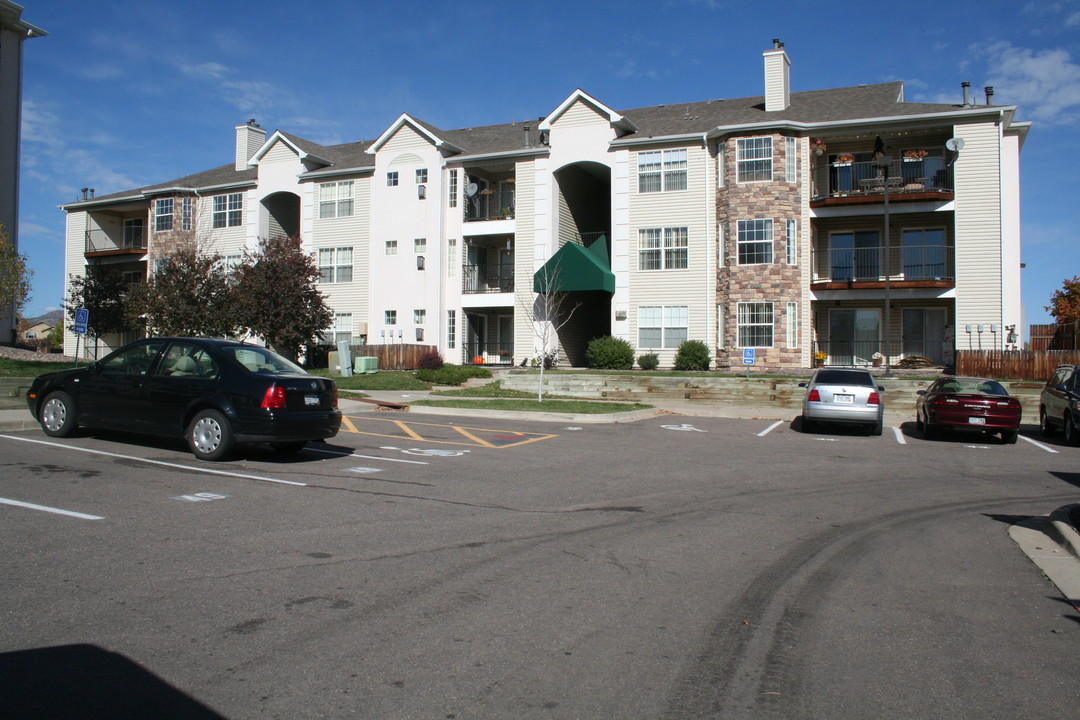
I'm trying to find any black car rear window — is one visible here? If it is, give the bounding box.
[815,370,875,386]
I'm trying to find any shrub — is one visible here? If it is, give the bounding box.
[415,363,492,386]
[673,339,711,371]
[585,336,635,370]
[417,350,444,370]
[637,352,659,370]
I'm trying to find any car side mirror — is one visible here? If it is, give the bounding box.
[878,386,885,392]
[1057,383,1068,392]
[88,362,102,374]
[798,382,807,388]
[916,389,926,396]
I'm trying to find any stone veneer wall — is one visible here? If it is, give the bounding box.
[717,133,805,371]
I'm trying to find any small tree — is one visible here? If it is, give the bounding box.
[0,222,33,322]
[127,236,238,337]
[65,264,135,338]
[1046,276,1080,323]
[519,256,581,401]
[233,235,332,361]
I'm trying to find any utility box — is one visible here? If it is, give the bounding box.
[337,341,353,377]
[354,356,378,374]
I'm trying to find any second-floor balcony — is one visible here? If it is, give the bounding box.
[463,261,515,293]
[812,243,954,286]
[85,227,147,256]
[812,154,954,207]
[465,186,515,222]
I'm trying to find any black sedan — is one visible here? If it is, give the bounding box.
[26,338,342,461]
[915,376,1021,444]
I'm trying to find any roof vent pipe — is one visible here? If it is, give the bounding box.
[524,124,531,148]
[985,86,994,105]
[89,188,95,199]
[961,81,970,107]
[772,38,784,49]
[80,187,88,201]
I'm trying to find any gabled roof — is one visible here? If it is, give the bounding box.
[252,130,332,167]
[367,113,465,155]
[540,89,638,134]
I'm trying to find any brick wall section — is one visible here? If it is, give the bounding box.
[717,134,804,371]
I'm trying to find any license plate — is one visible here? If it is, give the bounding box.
[968,416,986,425]
[304,394,320,406]
[834,394,854,403]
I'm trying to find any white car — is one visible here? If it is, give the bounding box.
[800,368,885,436]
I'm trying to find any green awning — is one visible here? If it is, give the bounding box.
[533,237,614,294]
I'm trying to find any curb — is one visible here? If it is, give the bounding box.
[1047,503,1080,560]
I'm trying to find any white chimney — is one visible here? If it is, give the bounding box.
[235,119,266,171]
[763,39,790,112]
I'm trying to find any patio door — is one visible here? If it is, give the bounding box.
[497,315,513,361]
[902,308,947,364]
[465,314,486,362]
[829,309,880,365]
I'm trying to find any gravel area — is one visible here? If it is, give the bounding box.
[0,345,76,363]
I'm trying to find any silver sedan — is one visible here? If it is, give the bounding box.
[800,367,885,435]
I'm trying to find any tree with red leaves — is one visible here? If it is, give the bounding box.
[1046,275,1080,324]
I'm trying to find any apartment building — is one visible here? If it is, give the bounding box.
[60,42,1028,370]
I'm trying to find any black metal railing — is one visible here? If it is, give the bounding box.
[464,191,515,221]
[463,262,515,293]
[815,157,953,198]
[813,340,886,367]
[463,341,515,365]
[814,244,954,282]
[85,227,147,254]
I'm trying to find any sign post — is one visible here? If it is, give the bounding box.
[73,308,89,367]
[742,347,755,379]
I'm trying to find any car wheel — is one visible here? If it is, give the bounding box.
[1040,407,1054,437]
[870,419,883,436]
[40,391,79,438]
[187,409,234,461]
[1001,430,1018,444]
[915,413,924,432]
[923,419,938,440]
[1066,414,1080,447]
[801,416,815,433]
[271,441,307,454]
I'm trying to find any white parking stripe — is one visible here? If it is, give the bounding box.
[0,435,307,486]
[1019,435,1059,453]
[757,421,784,437]
[0,497,104,520]
[892,427,906,444]
[305,446,430,465]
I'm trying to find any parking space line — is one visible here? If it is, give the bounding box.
[1019,435,1059,453]
[757,421,783,437]
[305,446,430,464]
[452,425,497,448]
[339,414,359,434]
[893,427,906,444]
[391,419,426,442]
[0,497,104,520]
[338,416,557,449]
[0,435,307,486]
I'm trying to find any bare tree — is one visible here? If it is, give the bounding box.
[517,256,581,401]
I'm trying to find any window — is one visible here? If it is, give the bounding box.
[736,137,773,182]
[786,302,798,348]
[414,238,427,253]
[447,239,457,277]
[738,302,774,347]
[123,218,145,248]
[181,197,193,231]
[384,310,397,325]
[154,198,173,232]
[449,170,459,208]
[447,310,456,348]
[416,168,428,184]
[318,247,353,283]
[223,254,242,271]
[901,228,949,280]
[414,309,426,325]
[737,219,774,264]
[331,313,352,345]
[786,219,797,265]
[638,305,688,349]
[212,192,244,228]
[318,182,353,219]
[638,227,688,270]
[385,240,398,255]
[829,230,880,280]
[638,149,688,193]
[386,171,398,187]
[785,136,797,181]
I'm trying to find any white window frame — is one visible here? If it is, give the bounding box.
[212,192,244,228]
[637,149,688,193]
[786,301,798,348]
[318,247,353,283]
[785,136,797,181]
[736,137,773,183]
[318,182,353,219]
[181,196,193,231]
[448,170,458,208]
[638,305,689,349]
[384,310,397,325]
[738,302,774,348]
[416,168,428,184]
[786,218,798,265]
[386,171,398,187]
[385,240,398,255]
[447,310,457,348]
[638,227,688,270]
[154,198,173,233]
[737,219,774,265]
[331,313,352,345]
[447,239,457,277]
[414,238,427,253]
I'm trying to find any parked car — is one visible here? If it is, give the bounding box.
[1039,364,1080,445]
[915,376,1021,443]
[26,337,342,461]
[799,367,884,435]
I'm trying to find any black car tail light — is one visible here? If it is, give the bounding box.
[260,386,287,409]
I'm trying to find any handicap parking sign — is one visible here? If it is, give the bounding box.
[742,348,755,365]
[74,308,89,335]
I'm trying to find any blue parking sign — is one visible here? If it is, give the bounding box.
[742,348,755,365]
[74,308,89,335]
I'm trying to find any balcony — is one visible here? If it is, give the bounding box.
[85,227,147,256]
[464,186,515,222]
[463,261,515,293]
[812,244,954,288]
[811,156,953,208]
[463,341,515,366]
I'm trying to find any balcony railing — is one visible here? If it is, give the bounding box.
[465,190,515,222]
[463,261,515,293]
[463,341,515,365]
[85,227,147,255]
[814,157,953,199]
[813,244,954,283]
[813,339,948,367]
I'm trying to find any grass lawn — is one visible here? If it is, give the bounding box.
[0,357,76,377]
[410,397,652,414]
[309,369,432,392]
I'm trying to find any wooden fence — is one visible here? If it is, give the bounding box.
[342,344,438,371]
[1030,321,1079,351]
[955,349,1080,380]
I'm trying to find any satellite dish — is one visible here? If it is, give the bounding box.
[465,183,479,197]
[945,138,965,152]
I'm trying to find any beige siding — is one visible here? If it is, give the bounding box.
[513,160,536,359]
[953,121,1002,329]
[382,125,429,153]
[315,175,371,331]
[557,99,606,129]
[263,139,297,164]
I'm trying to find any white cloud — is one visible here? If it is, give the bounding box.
[180,62,230,80]
[977,41,1080,126]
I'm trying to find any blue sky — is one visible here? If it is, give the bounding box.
[15,0,1080,335]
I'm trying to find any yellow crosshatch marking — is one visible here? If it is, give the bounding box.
[339,415,557,449]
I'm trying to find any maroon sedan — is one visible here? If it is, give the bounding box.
[916,376,1022,443]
